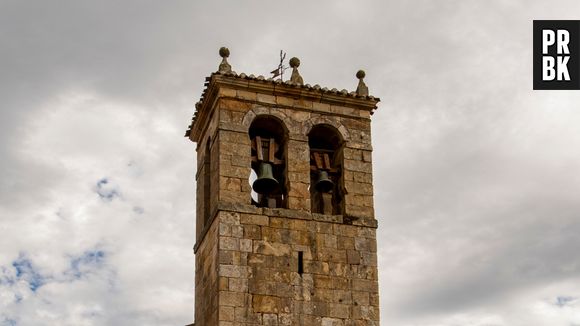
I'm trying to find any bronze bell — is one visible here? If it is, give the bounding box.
[252,162,279,194]
[315,170,334,193]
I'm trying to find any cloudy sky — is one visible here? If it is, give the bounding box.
[1,1,580,325]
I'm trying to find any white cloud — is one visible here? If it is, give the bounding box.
[1,0,580,325]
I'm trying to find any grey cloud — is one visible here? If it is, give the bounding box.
[2,0,580,325]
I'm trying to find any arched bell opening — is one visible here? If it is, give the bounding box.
[308,124,344,215]
[249,115,288,208]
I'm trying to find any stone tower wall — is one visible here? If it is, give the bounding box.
[191,69,380,325]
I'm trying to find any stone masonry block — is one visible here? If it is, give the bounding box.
[219,250,241,265]
[352,279,378,293]
[219,277,228,291]
[240,239,252,252]
[241,214,269,226]
[219,237,240,251]
[257,93,276,105]
[321,317,344,326]
[347,250,361,265]
[329,303,351,319]
[219,264,246,278]
[220,190,249,204]
[253,240,292,257]
[231,225,243,238]
[220,176,242,192]
[219,129,251,144]
[262,313,278,325]
[219,211,240,225]
[344,159,373,173]
[219,291,246,307]
[288,182,309,200]
[344,181,373,195]
[219,305,235,321]
[218,87,237,98]
[275,96,293,106]
[341,117,370,131]
[220,98,252,112]
[253,295,279,313]
[228,277,248,292]
[243,224,262,239]
[219,224,231,236]
[331,105,358,117]
[312,101,331,112]
[352,291,370,306]
[236,90,258,101]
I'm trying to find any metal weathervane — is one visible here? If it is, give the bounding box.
[270,50,288,80]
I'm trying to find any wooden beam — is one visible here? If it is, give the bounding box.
[313,152,323,169]
[323,153,331,169]
[255,136,263,161]
[268,138,275,163]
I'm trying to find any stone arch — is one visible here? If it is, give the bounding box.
[247,112,290,209]
[302,117,350,142]
[307,124,346,215]
[242,106,292,133]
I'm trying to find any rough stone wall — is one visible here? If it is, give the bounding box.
[194,81,379,325]
[213,87,375,221]
[195,215,220,325]
[195,101,221,239]
[216,208,379,325]
[194,102,222,325]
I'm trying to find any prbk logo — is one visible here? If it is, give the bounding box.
[533,20,580,90]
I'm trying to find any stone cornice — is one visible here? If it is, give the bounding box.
[185,72,380,142]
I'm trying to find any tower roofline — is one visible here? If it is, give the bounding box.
[185,70,380,142]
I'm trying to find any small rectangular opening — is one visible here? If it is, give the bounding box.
[298,251,304,275]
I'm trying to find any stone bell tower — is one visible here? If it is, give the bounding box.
[185,47,380,325]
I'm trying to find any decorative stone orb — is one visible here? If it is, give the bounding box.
[356,70,366,79]
[289,57,300,68]
[219,47,230,58]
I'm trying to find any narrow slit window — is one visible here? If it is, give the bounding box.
[298,251,304,275]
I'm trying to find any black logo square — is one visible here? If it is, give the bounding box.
[533,20,580,90]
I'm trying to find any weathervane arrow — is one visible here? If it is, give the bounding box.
[270,50,287,80]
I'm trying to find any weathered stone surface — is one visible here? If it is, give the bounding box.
[220,176,242,192]
[253,240,292,257]
[312,101,331,112]
[219,305,235,321]
[237,90,258,101]
[220,291,246,307]
[220,98,252,112]
[192,68,380,325]
[253,295,279,313]
[219,264,250,278]
[229,278,249,292]
[347,250,361,265]
[240,239,253,252]
[241,214,269,226]
[257,93,276,105]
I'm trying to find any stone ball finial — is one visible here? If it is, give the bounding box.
[219,47,230,58]
[289,57,300,68]
[356,69,369,96]
[218,47,232,73]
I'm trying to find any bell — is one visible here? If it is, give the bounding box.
[315,170,334,193]
[252,162,279,194]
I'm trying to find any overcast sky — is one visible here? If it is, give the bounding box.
[1,1,580,325]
